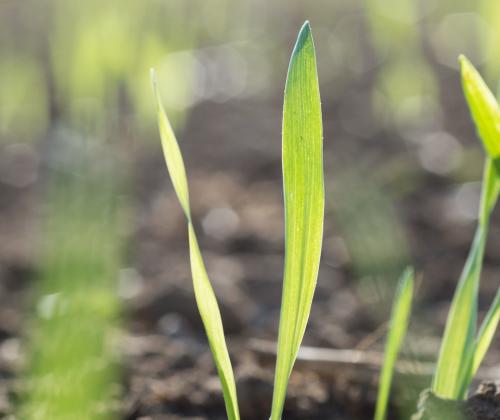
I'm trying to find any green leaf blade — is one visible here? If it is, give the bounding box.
[432,226,486,399]
[472,288,500,375]
[188,224,240,420]
[151,71,240,420]
[151,69,191,219]
[456,285,500,398]
[459,55,500,161]
[270,21,324,420]
[374,268,414,420]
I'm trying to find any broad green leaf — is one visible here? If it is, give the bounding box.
[459,55,500,161]
[472,287,500,375]
[374,268,414,420]
[270,21,324,420]
[151,70,240,420]
[432,61,500,399]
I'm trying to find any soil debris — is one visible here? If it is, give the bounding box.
[412,382,500,420]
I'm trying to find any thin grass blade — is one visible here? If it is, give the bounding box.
[456,285,500,397]
[472,288,500,374]
[151,70,240,420]
[270,21,324,420]
[432,58,500,399]
[374,268,414,420]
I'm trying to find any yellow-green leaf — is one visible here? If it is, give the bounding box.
[374,268,414,420]
[151,69,191,219]
[151,70,240,420]
[460,55,500,161]
[472,287,500,375]
[270,21,324,420]
[432,191,487,399]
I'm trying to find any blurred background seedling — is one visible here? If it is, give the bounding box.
[19,137,124,420]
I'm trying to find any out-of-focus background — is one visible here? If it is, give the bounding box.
[0,1,499,419]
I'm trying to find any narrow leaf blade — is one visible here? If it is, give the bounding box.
[453,146,500,399]
[460,55,500,160]
[188,224,240,420]
[151,69,191,219]
[478,159,500,225]
[374,268,414,420]
[472,288,500,374]
[432,226,486,398]
[151,71,240,420]
[270,21,324,420]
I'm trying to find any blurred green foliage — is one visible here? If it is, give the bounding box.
[0,0,237,144]
[1,0,498,144]
[20,140,123,420]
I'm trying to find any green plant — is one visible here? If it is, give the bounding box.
[372,56,500,420]
[431,55,500,400]
[151,70,240,420]
[152,21,500,419]
[152,21,322,420]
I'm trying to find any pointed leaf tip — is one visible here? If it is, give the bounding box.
[292,21,313,56]
[150,68,161,107]
[150,68,157,89]
[459,55,473,82]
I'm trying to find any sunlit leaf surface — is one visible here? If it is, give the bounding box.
[151,71,240,420]
[460,55,500,161]
[374,268,414,420]
[270,21,324,420]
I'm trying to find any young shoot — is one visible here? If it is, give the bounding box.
[432,56,500,400]
[152,21,323,420]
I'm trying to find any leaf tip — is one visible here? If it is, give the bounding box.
[299,20,311,38]
[404,266,415,279]
[150,68,161,107]
[459,55,474,81]
[293,20,313,55]
[150,68,166,115]
[150,68,157,90]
